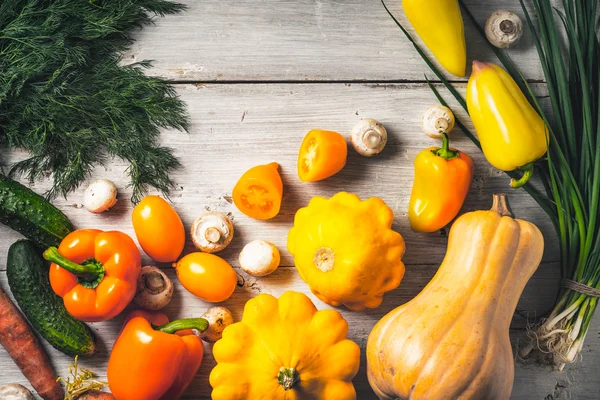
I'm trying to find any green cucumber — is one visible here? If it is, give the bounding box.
[7,240,96,356]
[0,175,73,248]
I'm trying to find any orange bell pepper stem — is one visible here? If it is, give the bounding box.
[408,134,474,233]
[108,312,207,400]
[45,229,141,322]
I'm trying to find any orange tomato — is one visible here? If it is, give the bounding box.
[232,162,283,220]
[132,196,185,263]
[173,253,237,302]
[298,129,347,182]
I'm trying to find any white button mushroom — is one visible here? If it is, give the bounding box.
[133,266,174,310]
[199,306,234,343]
[83,179,118,213]
[485,10,524,49]
[239,240,280,277]
[350,118,387,156]
[191,212,234,253]
[421,105,455,139]
[0,384,34,400]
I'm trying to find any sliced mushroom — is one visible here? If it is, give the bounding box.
[239,240,280,277]
[83,179,118,213]
[421,105,455,139]
[133,266,174,310]
[485,10,524,49]
[0,384,34,400]
[199,306,234,343]
[350,118,387,156]
[191,212,234,253]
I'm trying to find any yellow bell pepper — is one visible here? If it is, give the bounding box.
[403,0,467,77]
[467,61,549,187]
[409,134,474,232]
[210,291,360,400]
[287,192,405,311]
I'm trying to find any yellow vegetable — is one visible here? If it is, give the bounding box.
[287,192,405,311]
[403,0,467,76]
[210,291,360,400]
[366,194,544,400]
[467,61,549,187]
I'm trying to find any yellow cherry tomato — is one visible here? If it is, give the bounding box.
[132,196,185,263]
[232,162,283,220]
[298,129,347,182]
[173,252,237,302]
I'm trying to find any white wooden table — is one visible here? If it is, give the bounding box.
[0,1,598,399]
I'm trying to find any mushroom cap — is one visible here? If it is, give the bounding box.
[83,179,118,213]
[0,384,34,400]
[199,306,234,343]
[239,240,280,277]
[133,266,174,310]
[191,212,234,253]
[485,10,523,49]
[350,118,387,156]
[421,105,455,139]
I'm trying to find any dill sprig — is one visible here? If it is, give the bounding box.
[0,0,189,202]
[57,355,107,400]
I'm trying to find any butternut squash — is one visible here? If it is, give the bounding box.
[366,194,544,400]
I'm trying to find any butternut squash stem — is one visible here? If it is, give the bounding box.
[490,193,514,218]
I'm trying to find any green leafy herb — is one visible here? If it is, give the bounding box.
[0,0,189,202]
[382,0,600,369]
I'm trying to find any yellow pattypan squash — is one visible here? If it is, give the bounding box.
[287,192,406,310]
[210,291,360,400]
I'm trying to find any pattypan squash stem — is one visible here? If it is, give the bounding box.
[43,247,104,284]
[510,162,535,188]
[277,367,299,390]
[432,133,459,160]
[156,318,209,334]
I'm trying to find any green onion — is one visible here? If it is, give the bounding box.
[382,0,600,369]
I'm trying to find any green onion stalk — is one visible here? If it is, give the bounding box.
[381,0,600,370]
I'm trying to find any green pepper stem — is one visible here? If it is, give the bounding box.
[277,367,299,390]
[156,318,209,334]
[43,247,103,282]
[510,163,535,188]
[432,133,459,160]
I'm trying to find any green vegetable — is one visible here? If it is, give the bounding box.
[382,0,600,369]
[7,240,96,356]
[0,175,73,248]
[0,0,189,202]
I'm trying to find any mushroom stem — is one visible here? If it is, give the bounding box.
[204,227,222,244]
[500,19,515,34]
[364,130,383,149]
[144,271,167,294]
[435,117,449,134]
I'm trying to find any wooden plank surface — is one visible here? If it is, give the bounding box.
[0,83,598,399]
[123,0,545,82]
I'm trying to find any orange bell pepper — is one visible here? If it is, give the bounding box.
[297,129,347,182]
[408,134,474,232]
[44,229,141,322]
[232,162,283,220]
[107,311,207,400]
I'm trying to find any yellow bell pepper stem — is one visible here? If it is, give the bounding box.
[433,133,459,160]
[510,162,535,188]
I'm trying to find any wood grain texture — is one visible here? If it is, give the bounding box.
[122,0,545,82]
[1,83,598,399]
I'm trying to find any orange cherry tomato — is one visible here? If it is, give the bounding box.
[132,196,185,263]
[173,253,237,302]
[232,162,283,220]
[298,129,347,182]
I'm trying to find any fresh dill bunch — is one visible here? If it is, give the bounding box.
[0,0,189,202]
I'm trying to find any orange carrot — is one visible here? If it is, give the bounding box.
[0,285,62,400]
